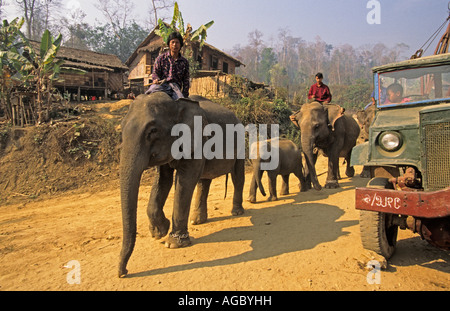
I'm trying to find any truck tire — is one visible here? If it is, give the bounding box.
[359,177,398,259]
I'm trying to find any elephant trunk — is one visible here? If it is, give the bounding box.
[301,137,322,191]
[118,144,147,278]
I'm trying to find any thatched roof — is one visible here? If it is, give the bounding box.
[197,41,243,67]
[29,41,128,72]
[125,29,161,66]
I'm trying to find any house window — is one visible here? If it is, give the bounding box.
[223,62,229,74]
[145,52,152,64]
[197,55,203,70]
[210,55,218,70]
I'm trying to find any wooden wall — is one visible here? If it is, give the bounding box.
[190,74,237,98]
[57,71,124,93]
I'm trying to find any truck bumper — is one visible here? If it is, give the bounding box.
[355,187,450,218]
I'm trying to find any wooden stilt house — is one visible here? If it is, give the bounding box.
[29,41,129,102]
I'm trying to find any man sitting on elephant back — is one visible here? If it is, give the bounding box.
[308,72,332,104]
[289,72,339,126]
[145,31,190,100]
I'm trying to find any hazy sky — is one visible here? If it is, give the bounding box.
[3,0,450,59]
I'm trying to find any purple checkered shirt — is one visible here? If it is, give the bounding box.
[152,51,190,97]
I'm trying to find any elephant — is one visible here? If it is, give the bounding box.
[118,92,245,277]
[355,104,376,144]
[247,138,307,202]
[354,104,376,177]
[290,101,360,190]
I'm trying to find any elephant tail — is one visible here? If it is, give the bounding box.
[254,161,266,197]
[224,174,228,199]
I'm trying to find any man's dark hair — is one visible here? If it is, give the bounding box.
[167,31,184,47]
[386,83,403,95]
[315,72,323,79]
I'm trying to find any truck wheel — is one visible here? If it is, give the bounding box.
[359,178,398,259]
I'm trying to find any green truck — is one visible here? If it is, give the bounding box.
[351,53,450,258]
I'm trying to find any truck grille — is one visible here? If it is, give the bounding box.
[423,122,450,190]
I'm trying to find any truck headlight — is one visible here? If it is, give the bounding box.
[379,131,402,151]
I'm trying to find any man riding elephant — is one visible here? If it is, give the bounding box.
[145,31,190,100]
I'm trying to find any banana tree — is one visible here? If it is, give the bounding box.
[0,17,27,121]
[20,29,65,123]
[154,2,214,75]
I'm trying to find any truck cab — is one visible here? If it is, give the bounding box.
[351,53,450,258]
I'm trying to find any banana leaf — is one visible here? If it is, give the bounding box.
[40,29,52,59]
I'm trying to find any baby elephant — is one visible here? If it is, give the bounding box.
[247,138,307,203]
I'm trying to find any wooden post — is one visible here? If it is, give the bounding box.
[105,72,108,99]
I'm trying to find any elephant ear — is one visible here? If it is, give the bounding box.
[174,98,209,158]
[291,110,302,129]
[324,104,345,131]
[175,98,201,124]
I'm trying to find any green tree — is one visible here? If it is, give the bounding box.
[259,47,277,84]
[0,17,27,121]
[85,21,148,62]
[20,29,65,123]
[155,1,213,76]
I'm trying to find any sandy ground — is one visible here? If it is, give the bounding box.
[0,158,449,291]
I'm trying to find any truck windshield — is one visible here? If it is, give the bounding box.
[377,65,450,107]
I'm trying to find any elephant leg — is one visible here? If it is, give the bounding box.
[360,166,371,178]
[303,164,312,190]
[267,172,278,201]
[165,159,204,249]
[190,179,212,225]
[345,153,355,177]
[280,174,289,195]
[231,159,245,216]
[294,165,308,192]
[147,165,173,239]
[247,174,258,203]
[325,156,340,188]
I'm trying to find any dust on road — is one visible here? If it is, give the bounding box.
[0,159,449,291]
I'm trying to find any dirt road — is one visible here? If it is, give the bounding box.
[0,158,449,291]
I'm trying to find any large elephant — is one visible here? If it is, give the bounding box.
[118,92,245,277]
[247,138,306,202]
[291,101,360,190]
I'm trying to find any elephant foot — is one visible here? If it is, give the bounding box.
[267,195,278,202]
[299,183,308,192]
[313,183,322,191]
[231,205,244,216]
[280,190,289,196]
[360,167,371,178]
[165,232,191,249]
[325,180,340,189]
[345,166,355,177]
[118,267,128,278]
[190,212,207,225]
[246,195,256,204]
[149,218,170,240]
